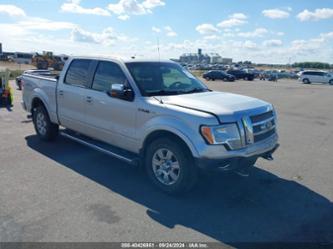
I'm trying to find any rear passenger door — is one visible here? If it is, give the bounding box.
[84,60,138,152]
[318,72,327,83]
[57,59,95,132]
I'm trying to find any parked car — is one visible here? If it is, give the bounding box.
[16,69,52,90]
[299,71,333,85]
[226,69,255,81]
[22,57,279,194]
[203,70,235,81]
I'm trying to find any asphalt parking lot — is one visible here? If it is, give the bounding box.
[0,79,332,246]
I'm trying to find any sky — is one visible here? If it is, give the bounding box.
[0,0,332,64]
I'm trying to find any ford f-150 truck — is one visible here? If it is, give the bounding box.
[22,57,279,194]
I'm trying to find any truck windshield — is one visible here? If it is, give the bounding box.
[126,62,209,96]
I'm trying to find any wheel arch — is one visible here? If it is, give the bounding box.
[140,130,199,159]
[31,97,48,114]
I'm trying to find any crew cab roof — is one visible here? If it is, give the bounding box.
[67,56,175,64]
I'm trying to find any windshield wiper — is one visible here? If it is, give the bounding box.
[146,90,181,96]
[181,88,209,94]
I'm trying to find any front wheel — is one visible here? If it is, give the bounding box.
[303,78,311,84]
[329,80,333,85]
[33,105,59,141]
[145,138,198,194]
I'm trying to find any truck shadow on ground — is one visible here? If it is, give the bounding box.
[25,135,333,246]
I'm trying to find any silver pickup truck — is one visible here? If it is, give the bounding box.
[22,57,279,194]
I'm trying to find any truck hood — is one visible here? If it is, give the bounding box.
[161,91,271,122]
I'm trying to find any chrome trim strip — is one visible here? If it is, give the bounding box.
[253,125,276,136]
[252,116,275,126]
[60,132,134,164]
[242,116,254,144]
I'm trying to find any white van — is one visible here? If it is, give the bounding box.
[300,71,333,85]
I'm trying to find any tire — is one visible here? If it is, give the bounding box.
[33,105,59,141]
[303,78,311,84]
[329,80,333,85]
[145,138,198,195]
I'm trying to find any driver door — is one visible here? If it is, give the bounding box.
[84,60,138,151]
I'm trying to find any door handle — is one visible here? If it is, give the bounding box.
[58,90,64,96]
[86,96,93,103]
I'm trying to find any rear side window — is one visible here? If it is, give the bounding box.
[65,59,93,87]
[92,61,127,92]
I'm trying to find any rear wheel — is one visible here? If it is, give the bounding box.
[145,138,198,194]
[329,80,333,85]
[303,78,311,84]
[33,105,59,141]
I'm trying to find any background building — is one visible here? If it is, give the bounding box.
[222,58,233,65]
[10,52,33,64]
[179,49,231,65]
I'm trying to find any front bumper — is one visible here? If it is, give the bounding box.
[195,133,279,171]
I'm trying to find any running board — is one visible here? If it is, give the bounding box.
[60,130,140,166]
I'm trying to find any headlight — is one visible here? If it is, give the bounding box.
[200,123,242,150]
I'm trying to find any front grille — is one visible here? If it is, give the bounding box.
[248,110,276,143]
[253,119,276,133]
[250,111,274,123]
[254,128,276,143]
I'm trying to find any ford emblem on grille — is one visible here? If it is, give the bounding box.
[261,121,273,131]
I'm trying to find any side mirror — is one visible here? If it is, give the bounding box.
[108,84,134,101]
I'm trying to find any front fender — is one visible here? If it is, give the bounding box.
[140,115,201,158]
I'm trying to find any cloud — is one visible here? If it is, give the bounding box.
[61,0,111,16]
[217,13,247,28]
[196,24,219,35]
[203,35,219,40]
[142,0,165,9]
[152,26,161,33]
[242,40,257,49]
[18,17,77,31]
[118,14,130,20]
[0,4,26,17]
[229,13,247,20]
[164,26,177,37]
[262,9,290,19]
[297,8,333,21]
[217,18,246,28]
[71,27,130,46]
[263,39,283,47]
[238,28,268,38]
[107,0,165,18]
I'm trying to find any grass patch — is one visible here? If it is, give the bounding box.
[9,70,24,80]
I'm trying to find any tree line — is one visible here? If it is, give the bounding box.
[292,62,333,69]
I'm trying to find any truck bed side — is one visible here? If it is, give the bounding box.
[22,74,59,124]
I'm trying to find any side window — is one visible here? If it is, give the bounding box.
[92,61,127,92]
[65,59,92,87]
